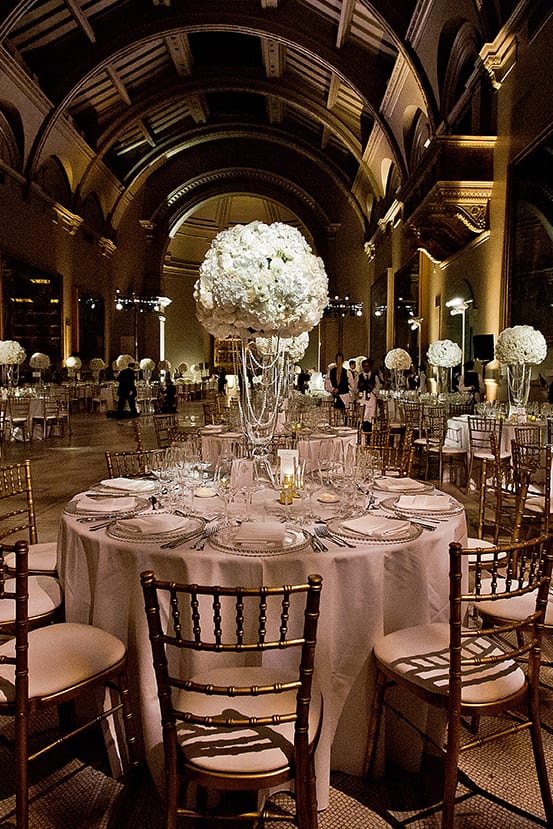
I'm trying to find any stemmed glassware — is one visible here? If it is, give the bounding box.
[214,455,233,526]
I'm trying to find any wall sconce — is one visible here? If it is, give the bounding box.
[445,297,473,362]
[374,304,387,317]
[408,316,424,369]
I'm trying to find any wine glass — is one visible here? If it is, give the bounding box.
[214,455,233,525]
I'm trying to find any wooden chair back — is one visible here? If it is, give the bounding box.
[105,448,166,477]
[140,571,323,827]
[0,460,37,545]
[366,535,553,828]
[153,413,179,448]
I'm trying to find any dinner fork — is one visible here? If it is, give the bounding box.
[314,524,356,548]
[192,524,220,550]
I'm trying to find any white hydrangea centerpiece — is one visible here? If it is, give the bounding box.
[256,332,309,363]
[495,325,547,365]
[384,348,411,370]
[90,357,106,372]
[194,221,329,339]
[139,358,155,371]
[116,354,135,370]
[427,339,462,368]
[29,352,50,370]
[65,355,82,370]
[0,340,26,365]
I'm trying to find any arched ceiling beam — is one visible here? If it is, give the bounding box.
[81,75,384,191]
[107,127,368,232]
[21,2,437,184]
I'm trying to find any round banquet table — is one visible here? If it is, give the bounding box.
[57,488,467,810]
[297,428,358,471]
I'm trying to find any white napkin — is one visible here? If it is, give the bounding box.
[100,477,157,493]
[115,514,192,534]
[379,477,427,491]
[76,495,136,513]
[233,521,286,546]
[396,494,451,512]
[342,514,410,537]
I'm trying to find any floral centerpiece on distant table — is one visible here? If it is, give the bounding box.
[385,347,412,392]
[195,221,328,458]
[139,357,155,383]
[0,340,26,389]
[65,355,82,381]
[30,352,50,385]
[427,339,462,395]
[496,325,547,419]
[89,357,106,383]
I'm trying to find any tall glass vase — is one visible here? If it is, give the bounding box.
[234,337,289,485]
[436,366,450,396]
[1,364,19,391]
[506,363,531,421]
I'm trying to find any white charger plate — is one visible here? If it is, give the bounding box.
[210,524,310,556]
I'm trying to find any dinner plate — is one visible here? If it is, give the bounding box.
[106,514,205,543]
[326,514,422,543]
[374,477,434,494]
[64,495,151,518]
[379,494,464,516]
[210,524,310,556]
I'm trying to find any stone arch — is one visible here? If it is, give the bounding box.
[403,106,431,171]
[437,18,482,121]
[34,155,72,207]
[0,103,23,171]
[79,191,105,236]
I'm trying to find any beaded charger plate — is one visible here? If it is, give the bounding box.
[105,514,205,543]
[64,495,151,518]
[379,494,464,517]
[373,477,434,495]
[326,515,422,543]
[210,524,310,557]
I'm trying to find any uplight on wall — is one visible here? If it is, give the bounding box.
[445,297,473,362]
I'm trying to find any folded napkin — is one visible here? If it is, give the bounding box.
[342,514,410,537]
[100,477,157,493]
[115,514,192,534]
[76,495,136,513]
[396,494,451,512]
[379,477,427,491]
[233,521,286,547]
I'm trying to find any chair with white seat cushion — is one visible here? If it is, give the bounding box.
[365,535,553,829]
[141,570,323,829]
[0,541,139,829]
[0,460,57,576]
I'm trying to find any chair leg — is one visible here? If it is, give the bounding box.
[364,669,387,779]
[477,459,487,539]
[528,689,553,825]
[441,706,461,829]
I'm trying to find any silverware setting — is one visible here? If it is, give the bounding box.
[389,511,438,531]
[160,527,205,549]
[314,524,356,548]
[308,531,326,552]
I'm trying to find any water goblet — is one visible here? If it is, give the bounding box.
[214,455,233,525]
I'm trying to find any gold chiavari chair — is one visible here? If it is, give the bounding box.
[365,535,553,829]
[0,541,139,829]
[466,415,510,496]
[105,448,166,478]
[140,571,323,829]
[153,413,179,448]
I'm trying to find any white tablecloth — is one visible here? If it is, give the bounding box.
[57,490,466,809]
[297,430,358,471]
[445,415,546,454]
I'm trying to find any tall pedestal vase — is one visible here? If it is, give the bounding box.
[506,363,531,421]
[1,364,19,391]
[436,366,451,397]
[235,337,289,485]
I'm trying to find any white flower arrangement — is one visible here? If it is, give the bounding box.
[384,348,412,370]
[139,358,155,371]
[65,355,82,370]
[495,325,547,365]
[116,354,135,370]
[177,361,189,373]
[29,352,50,370]
[158,360,171,370]
[194,221,329,339]
[427,339,462,368]
[89,357,106,371]
[0,340,26,365]
[256,332,309,363]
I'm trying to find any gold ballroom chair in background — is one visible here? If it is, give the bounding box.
[365,536,553,829]
[0,541,139,829]
[141,571,323,829]
[105,448,166,478]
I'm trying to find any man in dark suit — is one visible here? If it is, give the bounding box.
[116,362,138,418]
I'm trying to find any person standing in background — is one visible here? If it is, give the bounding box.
[116,362,138,418]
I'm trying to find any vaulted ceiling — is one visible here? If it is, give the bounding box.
[0,0,510,245]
